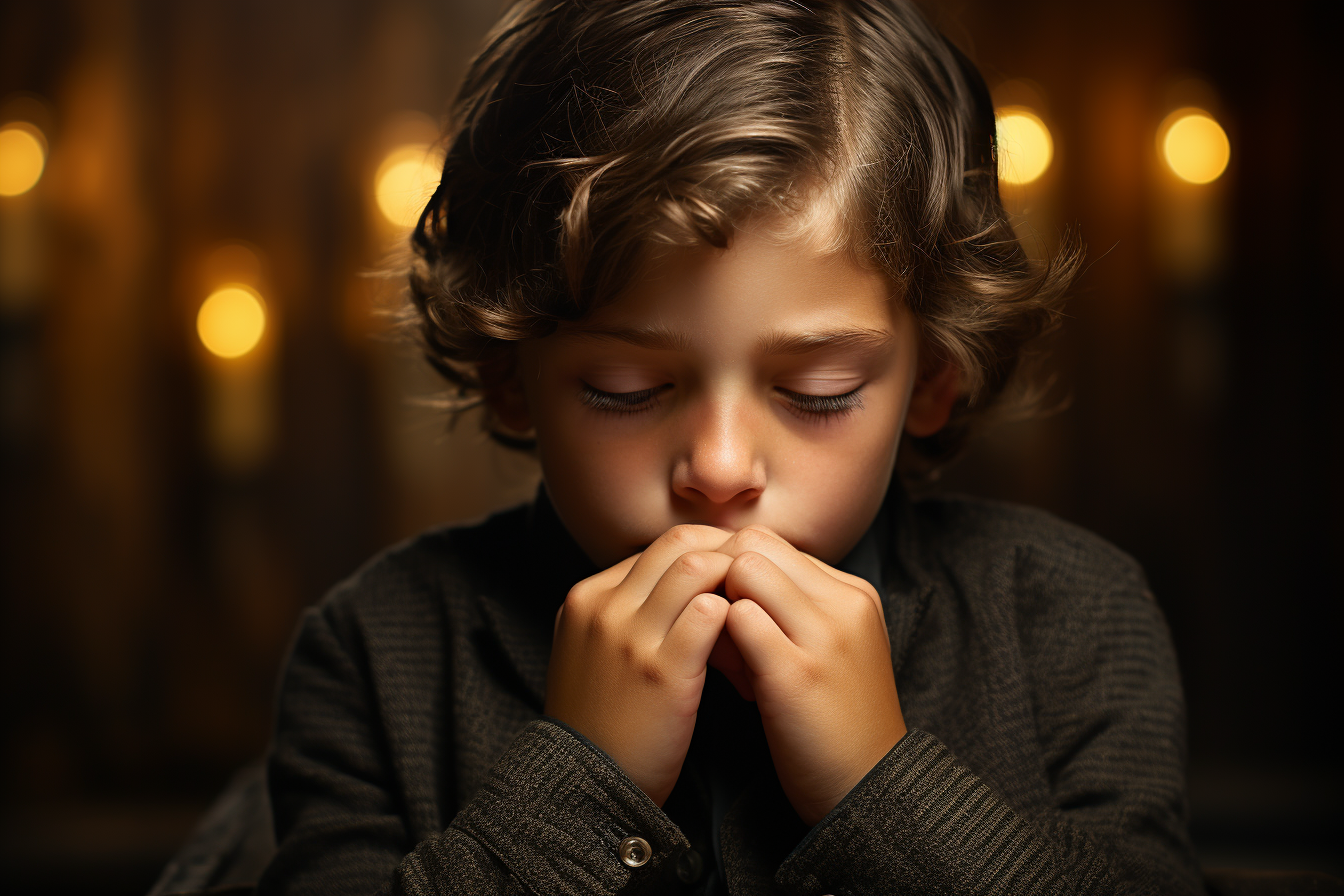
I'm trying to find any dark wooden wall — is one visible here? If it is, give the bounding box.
[0,0,1337,892]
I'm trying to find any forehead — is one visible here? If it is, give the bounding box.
[558,213,910,355]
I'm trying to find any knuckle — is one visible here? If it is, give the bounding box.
[854,579,881,604]
[585,608,614,641]
[848,590,884,627]
[731,550,770,577]
[564,582,595,613]
[663,524,706,551]
[672,550,718,580]
[692,591,727,621]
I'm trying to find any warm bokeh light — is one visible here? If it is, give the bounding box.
[1161,109,1230,184]
[0,121,47,196]
[995,107,1053,185]
[374,144,441,228]
[198,285,267,359]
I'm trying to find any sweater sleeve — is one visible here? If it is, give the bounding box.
[257,602,692,896]
[776,729,1192,895]
[390,719,690,895]
[775,579,1203,896]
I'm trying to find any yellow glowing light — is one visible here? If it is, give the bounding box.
[374,144,441,228]
[0,122,47,197]
[198,285,267,359]
[1161,109,1229,184]
[996,107,1053,185]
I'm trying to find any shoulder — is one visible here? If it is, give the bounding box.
[273,501,538,714]
[907,492,1149,602]
[902,494,1182,712]
[908,494,1161,634]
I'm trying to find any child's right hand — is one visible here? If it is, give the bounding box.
[544,524,735,807]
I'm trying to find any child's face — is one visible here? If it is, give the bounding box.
[504,214,936,569]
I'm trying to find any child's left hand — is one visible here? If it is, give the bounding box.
[714,525,907,827]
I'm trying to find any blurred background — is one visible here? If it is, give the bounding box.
[0,0,1338,893]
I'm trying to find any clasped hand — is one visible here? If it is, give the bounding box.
[543,524,907,826]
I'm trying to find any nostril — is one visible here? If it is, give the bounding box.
[672,434,766,505]
[675,480,765,508]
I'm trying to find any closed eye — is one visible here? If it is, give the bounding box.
[777,386,864,419]
[577,383,669,414]
[577,382,864,420]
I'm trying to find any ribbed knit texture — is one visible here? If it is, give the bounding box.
[397,719,688,895]
[238,485,1203,896]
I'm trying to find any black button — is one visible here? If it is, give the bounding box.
[676,847,703,884]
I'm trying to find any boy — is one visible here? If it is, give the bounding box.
[196,1,1202,894]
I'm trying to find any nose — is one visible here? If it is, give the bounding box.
[671,398,765,509]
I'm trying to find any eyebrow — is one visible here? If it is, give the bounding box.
[565,323,895,356]
[756,327,895,356]
[565,323,693,352]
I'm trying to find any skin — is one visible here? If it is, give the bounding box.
[487,212,959,825]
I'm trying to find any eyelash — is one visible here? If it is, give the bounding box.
[577,384,669,415]
[576,383,864,419]
[779,387,865,419]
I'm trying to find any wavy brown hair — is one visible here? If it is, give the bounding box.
[407,0,1079,465]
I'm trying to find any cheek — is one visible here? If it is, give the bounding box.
[535,405,658,489]
[787,425,899,501]
[530,400,668,540]
[778,394,906,557]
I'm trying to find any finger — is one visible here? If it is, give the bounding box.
[633,550,734,636]
[723,551,821,641]
[707,628,755,701]
[618,524,734,598]
[554,551,640,635]
[724,597,797,679]
[796,549,879,592]
[799,553,886,622]
[659,592,729,679]
[583,551,642,589]
[716,526,847,598]
[722,526,884,617]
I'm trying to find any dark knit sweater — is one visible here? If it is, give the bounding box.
[243,484,1200,896]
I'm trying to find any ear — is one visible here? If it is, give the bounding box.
[478,346,532,435]
[904,353,960,438]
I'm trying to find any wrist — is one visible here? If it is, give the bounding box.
[801,719,908,826]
